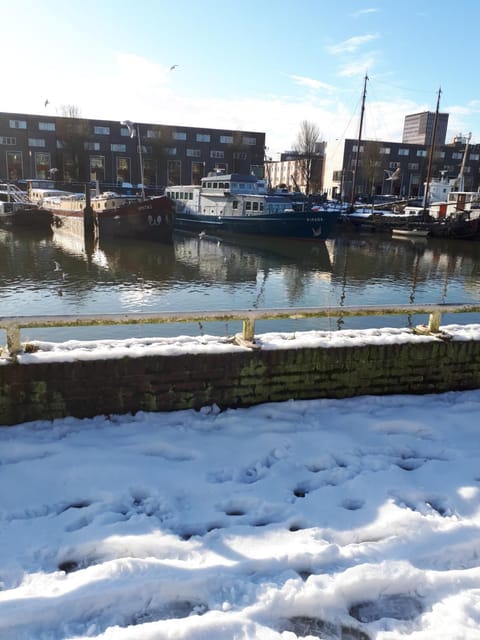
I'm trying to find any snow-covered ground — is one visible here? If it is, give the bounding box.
[2,327,480,639]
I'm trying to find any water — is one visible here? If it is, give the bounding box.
[1,225,479,344]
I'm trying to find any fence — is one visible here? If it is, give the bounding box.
[2,303,480,357]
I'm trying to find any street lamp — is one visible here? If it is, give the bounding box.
[121,120,145,199]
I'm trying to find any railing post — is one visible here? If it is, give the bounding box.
[428,310,442,333]
[242,315,255,342]
[6,324,21,356]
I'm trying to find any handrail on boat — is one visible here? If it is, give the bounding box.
[1,303,480,357]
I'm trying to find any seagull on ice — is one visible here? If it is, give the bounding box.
[170,64,179,71]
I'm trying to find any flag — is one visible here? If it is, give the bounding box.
[121,120,136,138]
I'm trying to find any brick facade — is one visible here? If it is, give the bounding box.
[2,340,480,425]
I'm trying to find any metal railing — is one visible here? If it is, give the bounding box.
[1,303,480,358]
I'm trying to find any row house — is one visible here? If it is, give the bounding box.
[0,112,266,191]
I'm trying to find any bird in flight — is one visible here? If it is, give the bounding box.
[44,99,50,107]
[170,64,179,71]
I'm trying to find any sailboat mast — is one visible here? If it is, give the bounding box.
[350,73,368,209]
[137,124,146,200]
[422,87,441,210]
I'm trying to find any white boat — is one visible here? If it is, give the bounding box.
[166,173,339,240]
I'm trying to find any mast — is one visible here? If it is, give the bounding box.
[454,131,471,192]
[350,73,368,209]
[137,124,146,200]
[422,87,441,211]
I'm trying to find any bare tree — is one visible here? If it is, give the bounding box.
[58,104,82,118]
[293,120,322,195]
[55,104,90,182]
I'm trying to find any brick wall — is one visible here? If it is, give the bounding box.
[1,340,480,425]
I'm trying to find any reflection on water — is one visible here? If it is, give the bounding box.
[1,226,479,342]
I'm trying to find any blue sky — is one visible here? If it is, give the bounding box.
[2,0,480,162]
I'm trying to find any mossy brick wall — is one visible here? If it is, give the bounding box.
[1,339,480,425]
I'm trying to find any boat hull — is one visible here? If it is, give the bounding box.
[0,205,52,231]
[49,196,175,243]
[174,209,338,240]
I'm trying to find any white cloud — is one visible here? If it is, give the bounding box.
[350,8,379,18]
[338,54,377,78]
[289,75,336,92]
[327,33,379,55]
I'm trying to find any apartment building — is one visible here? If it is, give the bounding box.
[330,134,479,202]
[264,143,326,194]
[402,111,449,145]
[0,112,265,190]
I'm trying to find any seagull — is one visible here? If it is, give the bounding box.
[198,231,206,239]
[53,261,62,272]
[44,99,50,107]
[170,64,179,71]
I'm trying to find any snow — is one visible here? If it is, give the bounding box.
[3,323,480,365]
[2,326,480,638]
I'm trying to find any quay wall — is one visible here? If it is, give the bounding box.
[1,339,480,425]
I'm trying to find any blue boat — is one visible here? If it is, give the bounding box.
[166,173,338,240]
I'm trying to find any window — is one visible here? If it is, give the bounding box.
[146,129,161,139]
[210,150,224,159]
[187,148,201,157]
[166,147,177,156]
[6,151,23,180]
[416,150,427,157]
[10,120,26,129]
[90,156,105,182]
[0,136,16,145]
[379,147,391,155]
[434,151,445,159]
[173,131,187,141]
[389,162,400,169]
[196,133,210,142]
[470,153,480,161]
[94,126,110,135]
[233,152,247,160]
[352,145,364,153]
[452,152,463,160]
[220,135,233,144]
[167,160,181,185]
[84,142,100,151]
[408,162,419,170]
[34,152,51,179]
[398,148,409,156]
[116,157,131,184]
[242,136,256,145]
[28,138,45,147]
[111,144,126,152]
[39,122,55,131]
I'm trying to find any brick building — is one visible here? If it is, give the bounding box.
[0,112,266,191]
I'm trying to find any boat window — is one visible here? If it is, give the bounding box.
[252,202,259,211]
[232,183,238,190]
[232,200,238,209]
[245,201,252,211]
[259,202,264,211]
[213,182,218,189]
[239,183,245,189]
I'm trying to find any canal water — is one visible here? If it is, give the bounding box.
[1,225,479,344]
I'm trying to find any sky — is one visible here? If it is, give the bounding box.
[2,324,480,638]
[2,0,480,167]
